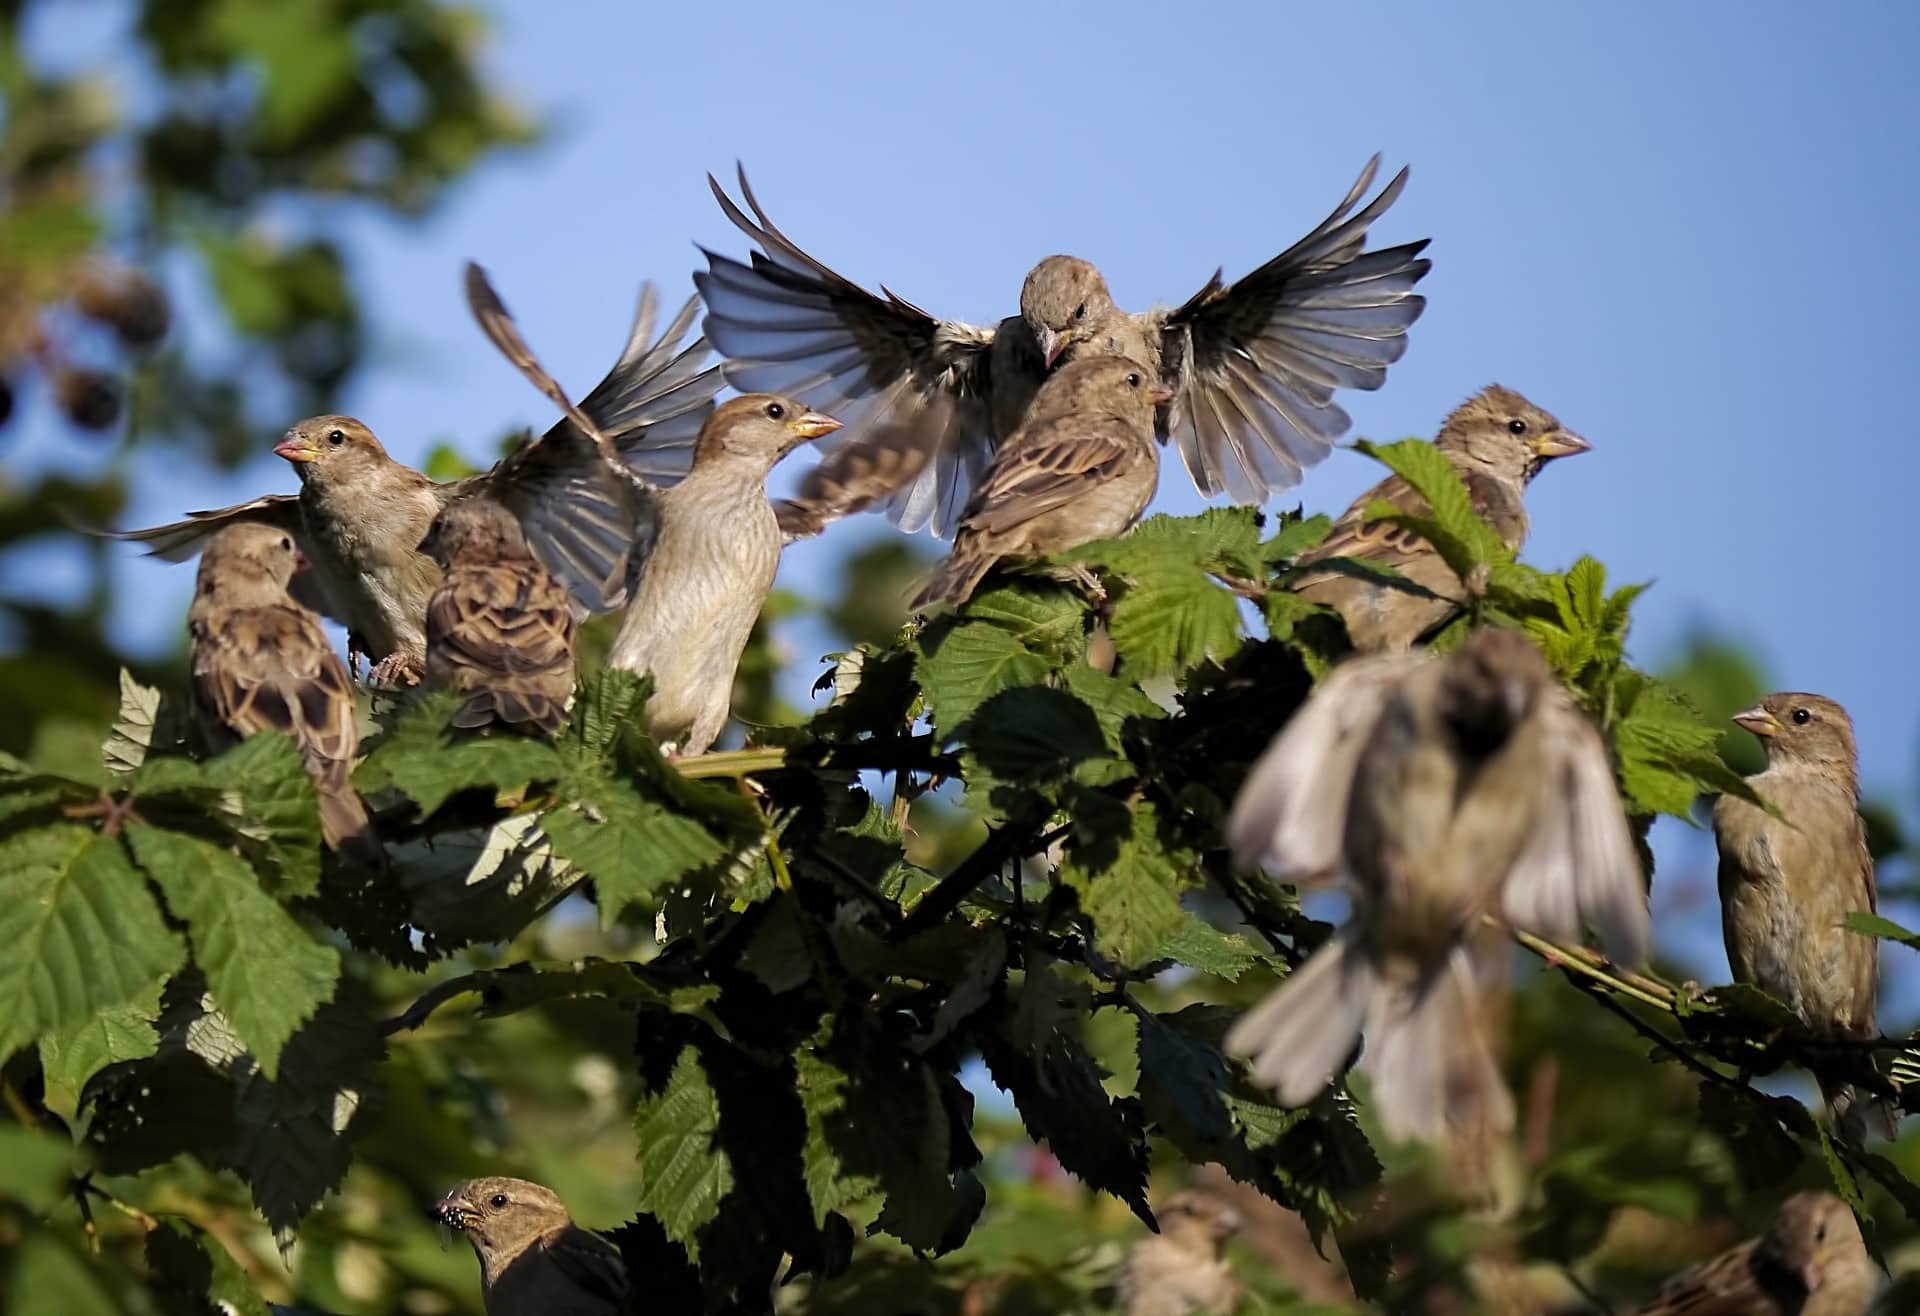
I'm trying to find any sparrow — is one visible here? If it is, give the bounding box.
[421,495,578,737]
[698,155,1430,535]
[1225,628,1647,1146]
[437,1177,630,1316]
[1287,384,1590,651]
[1119,1191,1243,1316]
[1714,693,1897,1143]
[909,355,1168,611]
[1631,1190,1877,1316]
[187,523,379,865]
[104,267,722,684]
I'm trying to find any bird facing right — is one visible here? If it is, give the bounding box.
[1631,1190,1877,1316]
[1287,384,1589,651]
[1713,692,1896,1143]
[1225,627,1647,1147]
[1119,1191,1243,1316]
[438,1176,630,1316]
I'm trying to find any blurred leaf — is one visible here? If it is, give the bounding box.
[1843,910,1920,950]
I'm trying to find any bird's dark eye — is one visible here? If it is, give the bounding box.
[1073,302,1086,321]
[279,537,292,552]
[1792,707,1811,725]
[1125,372,1142,387]
[327,428,345,446]
[1815,1224,1828,1242]
[1507,418,1528,435]
[489,1193,509,1209]
[765,402,785,420]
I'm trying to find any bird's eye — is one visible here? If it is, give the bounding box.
[1815,1224,1828,1242]
[327,428,346,446]
[279,537,292,552]
[1792,707,1811,725]
[489,1193,509,1209]
[1073,302,1086,321]
[765,402,785,420]
[1507,419,1528,435]
[1125,372,1142,388]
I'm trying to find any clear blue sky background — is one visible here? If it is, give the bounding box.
[14,3,1920,997]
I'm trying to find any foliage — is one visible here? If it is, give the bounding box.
[3,435,1916,1313]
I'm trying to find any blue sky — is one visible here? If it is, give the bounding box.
[14,3,1920,990]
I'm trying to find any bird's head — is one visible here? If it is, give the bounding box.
[1732,692,1859,778]
[1157,1191,1243,1250]
[1020,255,1117,368]
[417,496,532,567]
[194,521,304,603]
[695,394,842,469]
[1439,627,1550,753]
[1438,384,1588,484]
[274,415,391,483]
[1028,354,1170,425]
[1759,1191,1866,1296]
[435,1176,572,1261]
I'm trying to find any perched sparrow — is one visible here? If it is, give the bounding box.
[1226,628,1647,1146]
[1632,1190,1877,1316]
[1288,384,1589,651]
[437,1177,629,1316]
[187,523,379,865]
[105,270,721,684]
[1714,693,1896,1142]
[420,496,578,737]
[699,156,1429,534]
[910,356,1168,611]
[1119,1191,1243,1316]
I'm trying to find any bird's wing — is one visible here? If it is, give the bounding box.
[1152,155,1431,503]
[427,563,576,678]
[1629,1240,1773,1316]
[1290,473,1447,580]
[1501,692,1650,965]
[958,413,1149,537]
[1225,652,1426,880]
[774,397,947,542]
[193,604,360,787]
[698,164,998,534]
[97,495,348,621]
[542,1225,632,1305]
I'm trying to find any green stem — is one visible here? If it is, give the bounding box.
[675,746,789,778]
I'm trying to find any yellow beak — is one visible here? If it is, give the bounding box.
[274,430,320,464]
[1732,704,1783,738]
[1529,429,1591,459]
[787,411,843,441]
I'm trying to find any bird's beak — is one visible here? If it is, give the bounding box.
[1213,1206,1243,1239]
[1732,704,1784,739]
[787,411,843,441]
[435,1190,475,1231]
[292,549,312,574]
[274,430,319,464]
[1801,1260,1824,1292]
[1529,428,1590,460]
[1149,383,1175,405]
[1038,326,1072,368]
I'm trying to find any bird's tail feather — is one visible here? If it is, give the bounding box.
[451,689,568,739]
[1226,927,1373,1107]
[1826,1078,1899,1145]
[1365,948,1514,1146]
[318,787,383,870]
[910,544,997,613]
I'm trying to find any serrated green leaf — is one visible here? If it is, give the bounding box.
[572,667,650,756]
[204,731,323,898]
[964,686,1116,788]
[963,581,1088,660]
[1061,803,1191,969]
[1353,437,1509,573]
[1705,983,1803,1032]
[1105,561,1242,680]
[128,823,338,1077]
[1264,511,1333,565]
[0,825,186,1061]
[1154,916,1265,981]
[633,1045,735,1258]
[1060,662,1165,753]
[356,689,564,815]
[541,775,727,927]
[917,622,1051,740]
[37,976,165,1125]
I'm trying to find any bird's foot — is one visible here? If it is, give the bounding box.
[366,652,424,691]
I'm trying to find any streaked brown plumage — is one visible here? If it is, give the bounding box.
[1714,693,1896,1143]
[910,356,1166,611]
[421,497,577,737]
[1632,1191,1877,1316]
[1119,1191,1243,1316]
[699,155,1430,534]
[1225,628,1647,1146]
[105,272,722,683]
[1288,384,1589,651]
[188,523,378,866]
[437,1176,629,1316]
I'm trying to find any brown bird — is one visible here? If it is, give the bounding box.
[1287,384,1589,651]
[1226,628,1647,1146]
[909,356,1167,611]
[105,269,722,685]
[1631,1190,1878,1316]
[187,523,379,866]
[699,155,1430,534]
[1119,1191,1243,1316]
[437,1177,630,1316]
[421,496,578,737]
[1714,693,1896,1143]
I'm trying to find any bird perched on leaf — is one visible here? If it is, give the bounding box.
[1631,1190,1877,1316]
[438,1177,630,1316]
[188,523,380,866]
[910,355,1168,611]
[1715,693,1897,1144]
[1287,384,1589,651]
[699,155,1430,535]
[102,265,722,686]
[421,496,578,737]
[1225,627,1647,1147]
[1119,1191,1243,1316]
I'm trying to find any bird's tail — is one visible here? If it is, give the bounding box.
[317,785,384,870]
[1824,1076,1899,1145]
[1364,947,1514,1147]
[451,688,569,739]
[1226,926,1373,1108]
[910,541,998,613]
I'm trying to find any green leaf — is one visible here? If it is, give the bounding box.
[917,621,1051,740]
[541,775,727,927]
[1844,911,1920,950]
[633,1045,736,1258]
[1264,510,1333,565]
[37,976,165,1126]
[963,581,1088,661]
[1071,512,1256,678]
[3,1231,119,1316]
[572,667,650,757]
[204,731,323,898]
[1061,802,1192,969]
[102,669,186,774]
[1154,915,1266,981]
[0,825,185,1062]
[1352,437,1510,573]
[127,823,338,1077]
[963,686,1117,788]
[0,1124,75,1211]
[356,689,564,815]
[145,1221,272,1316]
